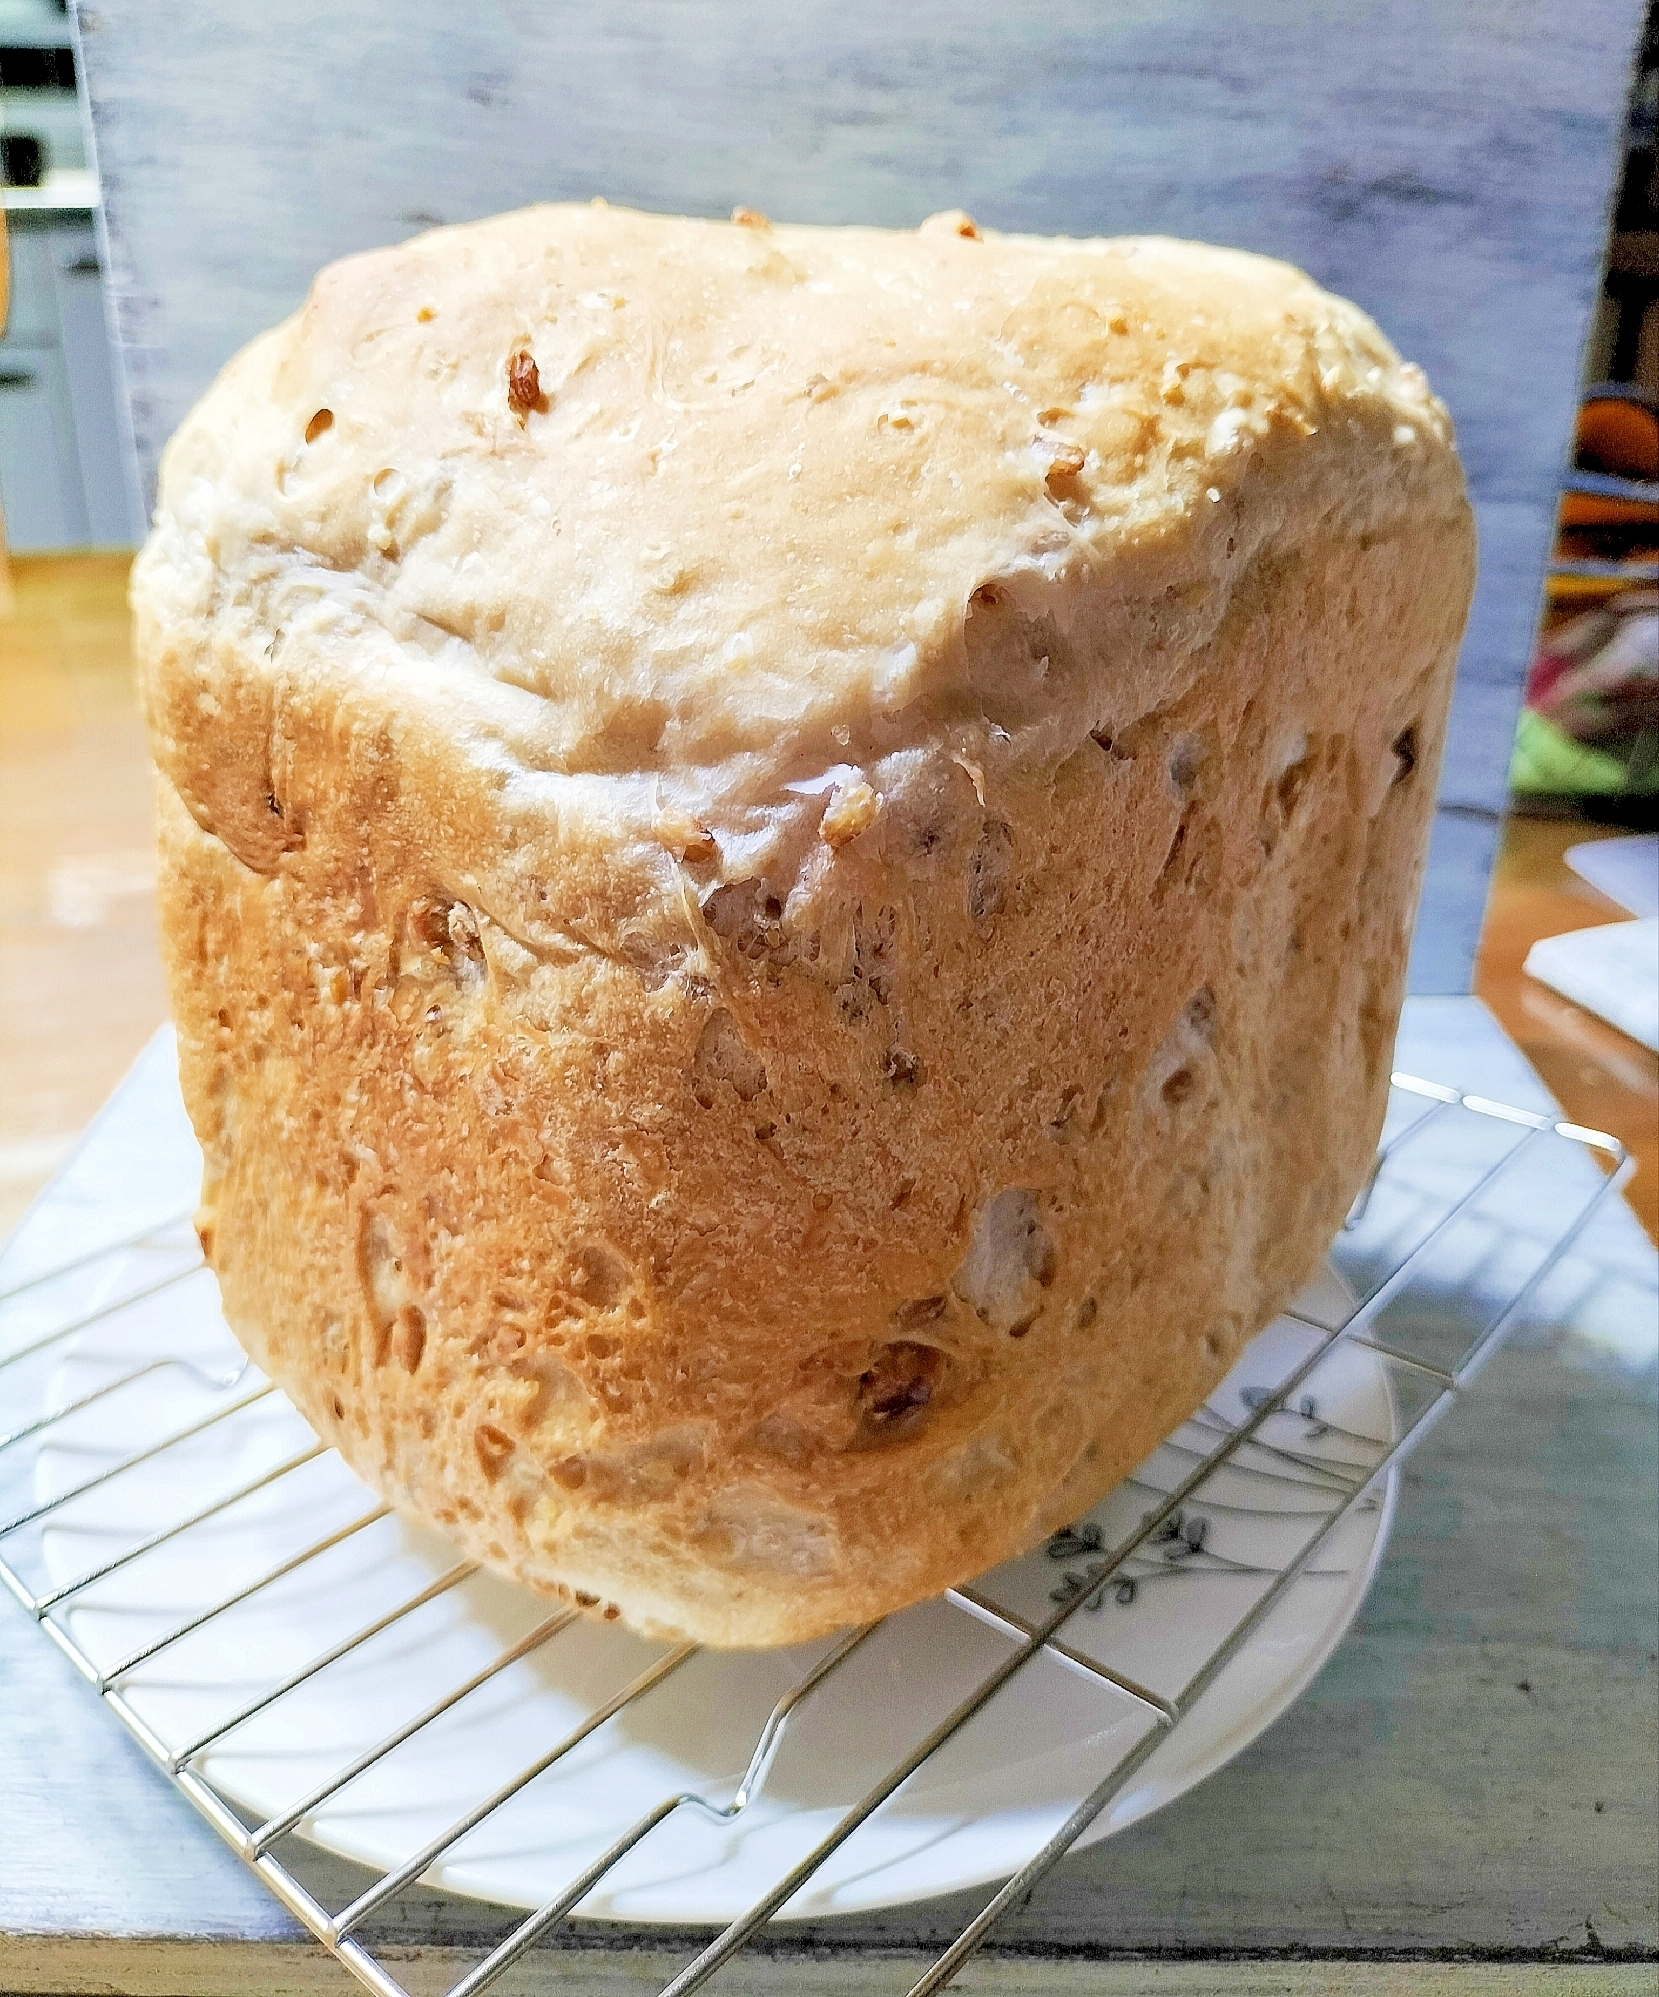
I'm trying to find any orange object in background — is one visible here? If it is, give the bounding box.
[1577,391,1659,481]
[1563,389,1659,527]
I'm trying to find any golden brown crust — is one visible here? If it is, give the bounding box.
[134,202,1474,1646]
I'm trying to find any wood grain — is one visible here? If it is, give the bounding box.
[0,552,168,1237]
[1475,817,1658,1244]
[4,1938,1657,1997]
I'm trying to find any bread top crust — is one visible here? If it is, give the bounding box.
[135,204,1476,1646]
[136,201,1464,902]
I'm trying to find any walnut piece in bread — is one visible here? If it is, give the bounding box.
[134,202,1474,1646]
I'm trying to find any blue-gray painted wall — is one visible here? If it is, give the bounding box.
[73,0,1648,991]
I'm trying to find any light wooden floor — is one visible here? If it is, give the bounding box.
[0,553,169,1240]
[1,553,1654,1244]
[1474,814,1658,1240]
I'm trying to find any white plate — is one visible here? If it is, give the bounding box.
[16,1038,1397,1924]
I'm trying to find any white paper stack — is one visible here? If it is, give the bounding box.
[1525,916,1659,1052]
[1564,834,1659,920]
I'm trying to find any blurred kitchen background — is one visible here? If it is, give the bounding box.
[1515,8,1658,821]
[0,0,143,551]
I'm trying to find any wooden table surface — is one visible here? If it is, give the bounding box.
[1473,817,1658,1245]
[1,554,1656,1995]
[0,554,168,1242]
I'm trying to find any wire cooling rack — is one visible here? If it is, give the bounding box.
[0,1065,1631,1997]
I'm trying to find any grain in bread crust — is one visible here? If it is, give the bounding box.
[133,202,1474,1647]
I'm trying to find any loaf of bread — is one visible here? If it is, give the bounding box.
[134,202,1473,1647]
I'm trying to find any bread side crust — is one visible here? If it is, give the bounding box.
[136,207,1474,1646]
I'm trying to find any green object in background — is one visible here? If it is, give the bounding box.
[1509,706,1634,797]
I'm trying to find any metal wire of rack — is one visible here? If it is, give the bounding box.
[0,1069,1631,1997]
